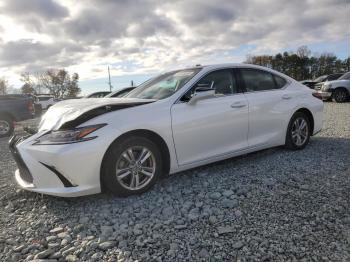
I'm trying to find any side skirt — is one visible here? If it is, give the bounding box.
[170,143,278,174]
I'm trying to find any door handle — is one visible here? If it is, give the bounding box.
[231,102,246,108]
[282,94,292,100]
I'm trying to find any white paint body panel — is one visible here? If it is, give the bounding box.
[14,63,323,197]
[171,94,248,165]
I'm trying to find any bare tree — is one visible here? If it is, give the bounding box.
[66,73,80,98]
[21,83,35,94]
[20,73,36,94]
[39,69,81,98]
[297,46,311,58]
[20,72,47,94]
[0,78,9,95]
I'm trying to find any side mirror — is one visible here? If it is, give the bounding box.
[188,87,215,105]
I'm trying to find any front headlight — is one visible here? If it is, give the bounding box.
[34,124,106,145]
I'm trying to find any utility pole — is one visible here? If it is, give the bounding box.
[108,66,113,91]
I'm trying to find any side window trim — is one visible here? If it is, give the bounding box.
[237,68,289,93]
[234,68,246,93]
[272,74,279,89]
[232,68,245,94]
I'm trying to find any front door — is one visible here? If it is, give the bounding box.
[171,69,249,166]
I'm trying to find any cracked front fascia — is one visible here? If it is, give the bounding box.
[59,102,153,129]
[38,98,156,132]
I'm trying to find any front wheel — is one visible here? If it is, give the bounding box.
[0,116,14,138]
[102,136,163,196]
[285,112,311,150]
[332,88,348,103]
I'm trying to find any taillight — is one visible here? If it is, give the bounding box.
[312,92,323,100]
[28,101,35,113]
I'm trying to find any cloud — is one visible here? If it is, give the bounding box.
[60,0,177,44]
[0,0,69,32]
[0,40,59,66]
[1,0,69,19]
[0,39,87,76]
[0,0,349,86]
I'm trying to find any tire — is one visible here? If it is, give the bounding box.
[0,115,14,138]
[332,88,348,103]
[285,112,311,150]
[34,104,43,117]
[101,136,163,196]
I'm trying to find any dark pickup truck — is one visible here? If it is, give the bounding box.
[0,95,35,137]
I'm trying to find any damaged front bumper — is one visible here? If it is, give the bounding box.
[9,135,35,188]
[8,132,104,197]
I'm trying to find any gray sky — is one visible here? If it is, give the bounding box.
[0,0,349,94]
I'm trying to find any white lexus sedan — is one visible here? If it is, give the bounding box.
[9,64,323,197]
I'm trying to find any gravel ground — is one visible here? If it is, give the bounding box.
[0,102,349,261]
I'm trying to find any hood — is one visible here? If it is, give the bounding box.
[300,80,313,83]
[325,79,349,85]
[39,98,156,131]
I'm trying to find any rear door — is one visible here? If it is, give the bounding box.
[238,68,294,146]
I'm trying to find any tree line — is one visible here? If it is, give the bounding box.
[0,69,81,98]
[246,46,350,81]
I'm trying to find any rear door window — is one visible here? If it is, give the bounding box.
[240,69,286,91]
[273,75,287,89]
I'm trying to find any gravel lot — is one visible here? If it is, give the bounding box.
[0,102,349,261]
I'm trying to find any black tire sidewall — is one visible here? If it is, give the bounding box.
[285,112,311,150]
[0,116,14,138]
[102,136,163,196]
[333,89,348,103]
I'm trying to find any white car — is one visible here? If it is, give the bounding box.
[37,95,58,110]
[9,64,323,197]
[315,71,350,102]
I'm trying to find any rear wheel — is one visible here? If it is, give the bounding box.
[0,115,14,138]
[333,88,348,103]
[102,136,163,196]
[285,112,311,150]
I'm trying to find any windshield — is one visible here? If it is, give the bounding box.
[339,72,350,80]
[126,68,201,100]
[314,75,327,82]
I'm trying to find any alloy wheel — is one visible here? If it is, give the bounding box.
[0,120,10,135]
[334,89,347,102]
[291,117,309,146]
[115,146,156,190]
